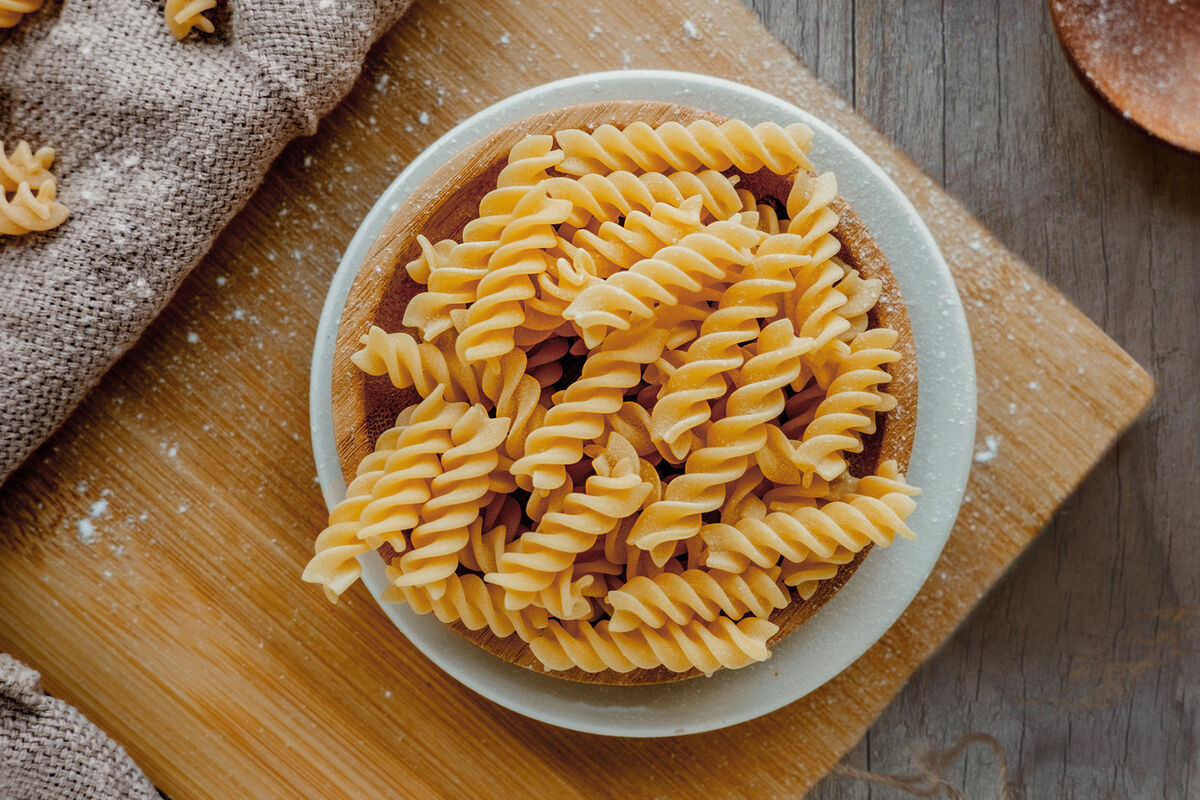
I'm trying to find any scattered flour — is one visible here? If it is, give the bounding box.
[77,518,99,544]
[216,276,227,287]
[974,434,1001,464]
[418,111,431,125]
[89,499,109,518]
[683,19,700,39]
[498,32,511,45]
[186,332,199,344]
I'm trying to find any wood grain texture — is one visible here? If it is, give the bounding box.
[741,1,1199,797]
[332,99,917,685]
[0,0,1161,797]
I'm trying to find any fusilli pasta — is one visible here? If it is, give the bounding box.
[307,117,918,678]
[165,0,216,39]
[0,0,42,28]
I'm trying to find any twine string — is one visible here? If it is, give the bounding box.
[832,732,1017,799]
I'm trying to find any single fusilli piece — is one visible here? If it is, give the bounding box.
[351,325,482,405]
[702,459,918,572]
[630,319,809,563]
[0,141,55,193]
[606,564,789,633]
[564,219,763,348]
[302,389,453,601]
[165,0,216,39]
[388,406,509,599]
[510,323,668,492]
[555,120,814,177]
[572,196,706,280]
[529,615,778,675]
[783,172,849,358]
[649,229,804,455]
[541,169,741,229]
[0,0,43,28]
[786,327,900,483]
[384,573,550,643]
[454,186,572,364]
[0,181,69,236]
[489,434,651,617]
[352,389,471,552]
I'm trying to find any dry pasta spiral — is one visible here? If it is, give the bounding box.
[385,573,550,643]
[489,434,651,617]
[510,324,668,492]
[352,326,481,405]
[165,0,216,39]
[388,407,509,599]
[786,328,900,483]
[629,319,809,563]
[352,390,471,553]
[572,197,706,279]
[540,169,741,228]
[530,616,778,675]
[702,459,918,573]
[649,229,804,454]
[0,181,69,236]
[303,392,446,601]
[0,141,55,193]
[0,0,42,28]
[606,565,789,633]
[564,219,762,348]
[555,120,815,177]
[454,187,572,363]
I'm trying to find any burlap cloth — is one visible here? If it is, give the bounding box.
[0,655,157,800]
[1,0,411,794]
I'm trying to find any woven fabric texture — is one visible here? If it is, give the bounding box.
[0,0,412,484]
[0,654,157,800]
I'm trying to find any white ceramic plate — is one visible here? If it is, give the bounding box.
[310,70,976,737]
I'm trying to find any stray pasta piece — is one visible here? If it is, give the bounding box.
[0,0,44,29]
[165,0,216,39]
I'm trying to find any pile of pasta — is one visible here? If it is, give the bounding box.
[1,140,68,236]
[304,119,920,677]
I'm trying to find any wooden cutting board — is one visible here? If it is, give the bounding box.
[0,0,1154,798]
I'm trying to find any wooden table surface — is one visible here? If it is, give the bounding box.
[742,1,1198,797]
[0,1,1192,798]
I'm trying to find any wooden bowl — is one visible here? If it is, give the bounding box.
[1050,0,1200,155]
[332,101,917,684]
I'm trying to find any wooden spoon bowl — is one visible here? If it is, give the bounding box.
[1050,0,1200,155]
[332,100,917,684]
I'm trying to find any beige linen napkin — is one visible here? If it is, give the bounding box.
[0,654,157,800]
[0,0,412,484]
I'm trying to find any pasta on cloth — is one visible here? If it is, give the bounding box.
[305,120,921,677]
[0,140,68,236]
[0,0,413,484]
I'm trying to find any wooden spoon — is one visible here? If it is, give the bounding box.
[1050,0,1200,155]
[331,100,917,684]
